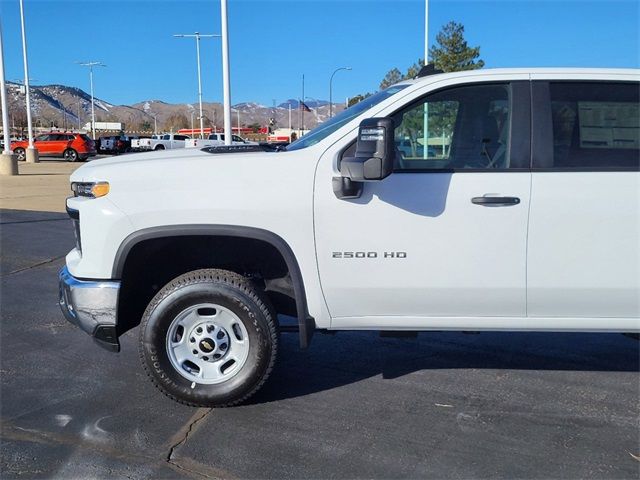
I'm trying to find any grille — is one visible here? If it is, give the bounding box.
[72,219,82,252]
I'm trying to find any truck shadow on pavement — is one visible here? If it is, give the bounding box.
[251,330,640,404]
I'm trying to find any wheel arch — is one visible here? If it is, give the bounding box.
[113,225,316,348]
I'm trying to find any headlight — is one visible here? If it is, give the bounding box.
[71,181,110,198]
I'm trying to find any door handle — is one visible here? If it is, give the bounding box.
[471,196,520,206]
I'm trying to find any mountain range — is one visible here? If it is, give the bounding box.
[1,82,345,133]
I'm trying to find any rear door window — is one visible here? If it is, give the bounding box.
[548,82,639,169]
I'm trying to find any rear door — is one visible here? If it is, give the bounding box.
[49,134,69,155]
[528,78,639,328]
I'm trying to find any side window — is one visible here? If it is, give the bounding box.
[162,135,170,140]
[549,82,639,169]
[393,84,512,171]
[35,134,49,142]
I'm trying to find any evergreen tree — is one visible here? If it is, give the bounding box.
[379,68,403,89]
[429,21,484,72]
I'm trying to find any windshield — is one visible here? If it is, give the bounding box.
[286,84,409,151]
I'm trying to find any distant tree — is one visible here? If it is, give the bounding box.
[429,21,484,72]
[140,121,152,132]
[347,93,372,107]
[405,59,425,79]
[379,68,403,89]
[248,122,261,133]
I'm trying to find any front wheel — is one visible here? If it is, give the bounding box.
[63,148,79,162]
[139,269,278,407]
[14,148,26,161]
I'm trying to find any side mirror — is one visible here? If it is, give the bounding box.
[341,117,395,181]
[333,117,395,199]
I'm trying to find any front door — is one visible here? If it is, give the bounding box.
[314,81,532,327]
[34,134,54,154]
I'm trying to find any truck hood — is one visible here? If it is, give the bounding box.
[70,147,293,183]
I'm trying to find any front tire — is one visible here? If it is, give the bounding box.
[139,269,278,407]
[14,148,26,161]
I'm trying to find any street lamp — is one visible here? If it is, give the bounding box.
[0,21,18,175]
[19,0,38,162]
[151,113,158,135]
[75,101,82,130]
[220,0,233,145]
[77,61,106,140]
[173,32,220,139]
[329,66,351,118]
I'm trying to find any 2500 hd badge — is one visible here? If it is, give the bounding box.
[332,251,407,258]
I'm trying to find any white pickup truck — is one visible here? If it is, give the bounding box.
[184,133,257,149]
[137,133,191,151]
[59,68,639,407]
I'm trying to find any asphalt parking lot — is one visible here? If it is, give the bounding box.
[1,201,639,478]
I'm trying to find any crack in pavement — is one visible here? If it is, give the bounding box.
[2,254,66,277]
[166,407,222,479]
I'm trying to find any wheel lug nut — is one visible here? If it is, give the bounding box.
[196,327,203,334]
[190,337,195,343]
[220,343,227,350]
[192,350,198,355]
[207,325,213,333]
[203,356,209,361]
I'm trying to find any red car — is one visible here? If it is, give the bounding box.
[11,132,96,162]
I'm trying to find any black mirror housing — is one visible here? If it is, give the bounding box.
[340,117,395,181]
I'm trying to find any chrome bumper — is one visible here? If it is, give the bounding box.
[58,266,121,352]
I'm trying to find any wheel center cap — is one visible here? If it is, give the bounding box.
[199,338,215,353]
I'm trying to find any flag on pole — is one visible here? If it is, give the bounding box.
[299,101,311,112]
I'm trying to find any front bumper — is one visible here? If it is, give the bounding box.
[58,266,121,352]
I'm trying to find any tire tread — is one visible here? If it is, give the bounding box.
[138,268,278,407]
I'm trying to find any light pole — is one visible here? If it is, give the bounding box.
[19,0,38,162]
[151,113,157,135]
[220,0,232,145]
[0,21,18,175]
[76,101,82,130]
[423,0,429,159]
[77,61,106,140]
[329,66,351,118]
[173,32,219,140]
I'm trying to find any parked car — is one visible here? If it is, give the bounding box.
[396,139,437,158]
[11,132,96,162]
[99,135,132,155]
[185,133,257,149]
[59,68,639,407]
[138,134,191,151]
[130,135,152,151]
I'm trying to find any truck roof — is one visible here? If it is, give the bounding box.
[397,67,640,87]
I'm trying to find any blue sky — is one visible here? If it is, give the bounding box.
[1,0,638,106]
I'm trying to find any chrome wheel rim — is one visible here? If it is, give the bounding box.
[166,303,250,385]
[16,149,25,161]
[65,150,76,161]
